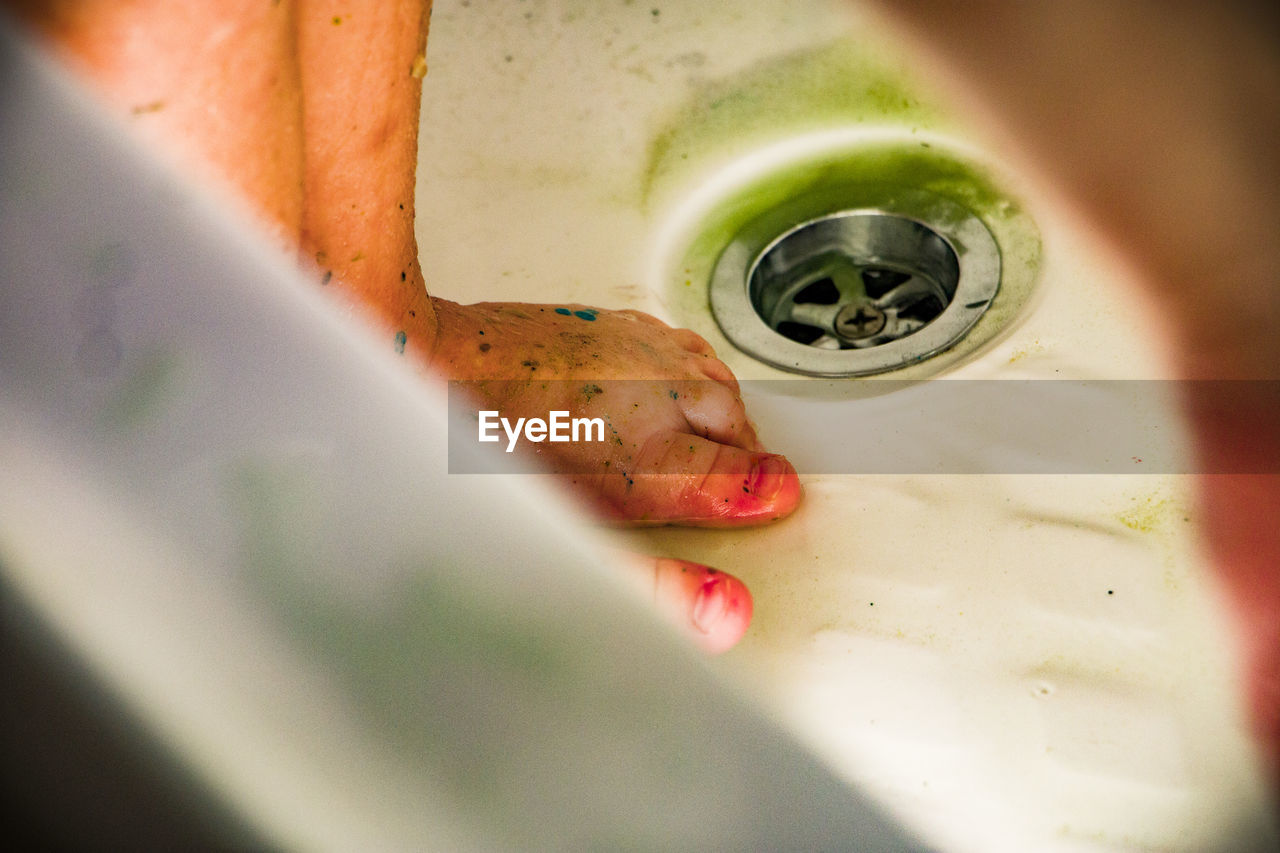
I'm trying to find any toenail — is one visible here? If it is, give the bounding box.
[692,575,728,634]
[748,455,789,501]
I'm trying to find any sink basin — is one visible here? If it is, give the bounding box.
[416,2,1278,850]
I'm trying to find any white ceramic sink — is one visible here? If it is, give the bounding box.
[415,2,1278,850]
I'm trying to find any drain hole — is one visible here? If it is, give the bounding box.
[898,294,945,324]
[748,212,960,350]
[861,267,911,298]
[776,320,826,344]
[793,277,841,305]
[710,192,1003,377]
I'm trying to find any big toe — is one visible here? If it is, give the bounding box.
[651,558,753,654]
[602,432,802,527]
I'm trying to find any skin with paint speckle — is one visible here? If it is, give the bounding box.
[431,299,801,526]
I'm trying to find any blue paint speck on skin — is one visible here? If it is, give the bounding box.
[573,310,597,321]
[394,330,407,354]
[555,307,572,316]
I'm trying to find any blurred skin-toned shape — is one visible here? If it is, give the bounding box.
[871,0,1279,796]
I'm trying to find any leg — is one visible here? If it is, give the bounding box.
[8,0,306,250]
[291,0,800,527]
[294,1,438,356]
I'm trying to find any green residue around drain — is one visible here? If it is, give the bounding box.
[663,140,1043,378]
[1117,494,1176,534]
[643,38,948,203]
[640,34,1040,287]
[642,31,1044,377]
[683,144,1039,311]
[684,146,1025,268]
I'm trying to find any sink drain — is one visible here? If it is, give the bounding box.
[710,191,1000,376]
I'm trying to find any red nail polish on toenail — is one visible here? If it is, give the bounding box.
[693,575,728,634]
[749,455,789,502]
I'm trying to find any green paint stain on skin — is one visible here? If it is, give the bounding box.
[573,310,597,321]
[394,330,407,354]
[554,307,572,316]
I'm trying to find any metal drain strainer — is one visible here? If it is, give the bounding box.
[710,192,1000,376]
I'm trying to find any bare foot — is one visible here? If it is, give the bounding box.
[429,298,802,527]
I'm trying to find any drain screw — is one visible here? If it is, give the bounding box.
[835,302,887,339]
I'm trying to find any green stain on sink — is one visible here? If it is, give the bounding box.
[683,146,1022,264]
[1117,493,1176,535]
[643,38,947,203]
[679,142,1040,290]
[664,141,1043,378]
[641,31,1042,377]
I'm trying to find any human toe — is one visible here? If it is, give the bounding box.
[650,558,753,654]
[602,433,802,527]
[676,380,762,451]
